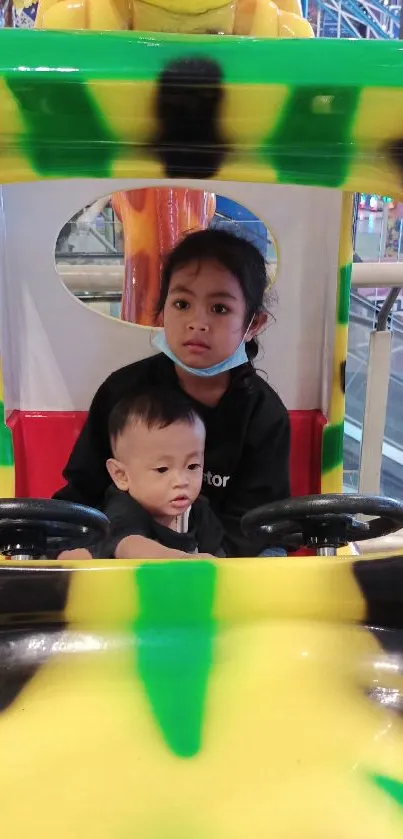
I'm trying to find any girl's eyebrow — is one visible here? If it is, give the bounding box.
[168,283,194,296]
[208,291,238,301]
[169,283,237,301]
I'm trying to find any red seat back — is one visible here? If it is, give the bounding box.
[8,409,326,499]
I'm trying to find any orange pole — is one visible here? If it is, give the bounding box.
[114,188,216,326]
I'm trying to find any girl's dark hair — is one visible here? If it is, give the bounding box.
[156,228,269,361]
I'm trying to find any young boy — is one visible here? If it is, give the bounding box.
[66,388,225,560]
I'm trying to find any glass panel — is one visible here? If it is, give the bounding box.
[345,195,403,497]
[380,311,403,500]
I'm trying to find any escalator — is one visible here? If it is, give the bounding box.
[345,289,403,498]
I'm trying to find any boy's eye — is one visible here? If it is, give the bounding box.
[173,299,189,310]
[212,303,228,315]
[155,466,168,474]
[188,463,202,471]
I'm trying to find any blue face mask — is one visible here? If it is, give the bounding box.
[151,329,251,378]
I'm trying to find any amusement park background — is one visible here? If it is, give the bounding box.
[1,0,403,500]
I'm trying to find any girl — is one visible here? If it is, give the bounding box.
[55,228,290,557]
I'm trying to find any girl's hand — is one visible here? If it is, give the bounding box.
[58,548,93,561]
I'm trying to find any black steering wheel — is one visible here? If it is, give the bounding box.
[242,494,403,553]
[0,499,109,559]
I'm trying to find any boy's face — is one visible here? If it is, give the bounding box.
[107,418,205,525]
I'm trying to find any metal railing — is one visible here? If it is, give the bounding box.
[309,0,402,39]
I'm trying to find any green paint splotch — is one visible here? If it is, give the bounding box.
[371,773,403,809]
[266,86,361,188]
[322,421,344,474]
[338,264,352,325]
[135,561,217,758]
[6,78,116,178]
[0,401,14,468]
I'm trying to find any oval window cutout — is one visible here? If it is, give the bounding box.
[55,188,277,325]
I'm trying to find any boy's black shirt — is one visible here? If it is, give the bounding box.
[97,485,225,558]
[54,353,290,556]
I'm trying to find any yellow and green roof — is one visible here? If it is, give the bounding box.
[0,28,402,195]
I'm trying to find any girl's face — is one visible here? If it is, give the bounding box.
[163,259,257,369]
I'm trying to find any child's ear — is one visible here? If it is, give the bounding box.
[246,311,268,340]
[106,458,129,492]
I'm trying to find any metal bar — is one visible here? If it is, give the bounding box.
[316,2,322,35]
[379,201,390,259]
[352,261,403,287]
[58,260,403,290]
[56,253,124,261]
[376,286,401,331]
[358,330,393,494]
[398,216,403,259]
[58,263,124,293]
[76,291,121,303]
[337,0,342,37]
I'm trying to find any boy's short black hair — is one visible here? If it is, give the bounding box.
[108,387,205,446]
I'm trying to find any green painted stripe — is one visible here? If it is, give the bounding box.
[135,561,216,758]
[322,421,344,474]
[0,402,14,468]
[267,87,361,188]
[337,264,352,325]
[371,773,403,809]
[5,78,116,178]
[1,30,403,87]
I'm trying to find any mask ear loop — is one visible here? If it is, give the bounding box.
[244,313,261,343]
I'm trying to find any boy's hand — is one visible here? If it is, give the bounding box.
[115,536,216,561]
[58,549,93,561]
[57,547,215,561]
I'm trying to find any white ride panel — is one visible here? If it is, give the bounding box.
[0,179,342,414]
